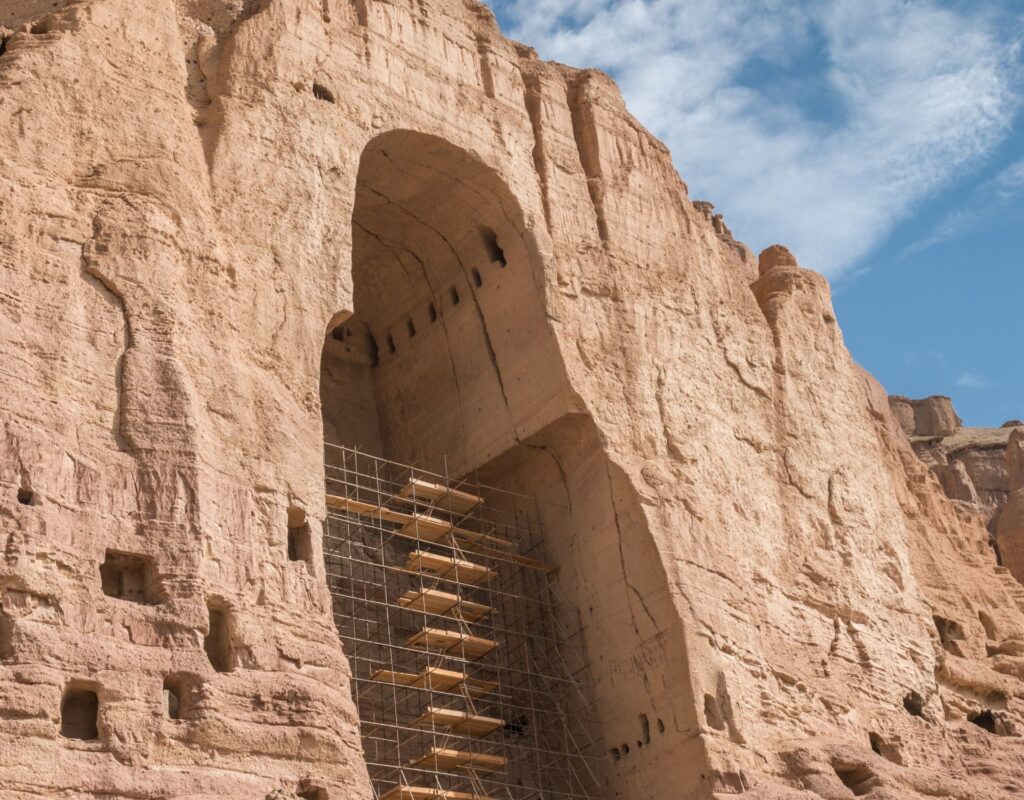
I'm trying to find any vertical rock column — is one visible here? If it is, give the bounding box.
[998,429,1024,580]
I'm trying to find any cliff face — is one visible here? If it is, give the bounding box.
[998,431,1024,586]
[1,2,1023,800]
[891,395,1021,554]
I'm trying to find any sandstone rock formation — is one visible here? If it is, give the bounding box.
[890,395,963,438]
[893,395,1019,540]
[2,2,1024,800]
[998,430,1024,584]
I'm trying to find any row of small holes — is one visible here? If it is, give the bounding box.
[382,265,499,357]
[609,715,665,761]
[374,228,506,358]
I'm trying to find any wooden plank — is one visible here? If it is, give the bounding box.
[412,668,496,698]
[461,676,498,699]
[368,669,418,686]
[326,495,453,542]
[367,666,495,697]
[407,747,506,774]
[411,666,465,693]
[399,479,483,514]
[326,495,396,520]
[399,589,491,622]
[405,551,494,585]
[412,706,503,737]
[326,495,554,571]
[463,543,557,574]
[398,513,454,542]
[449,525,515,551]
[407,627,497,660]
[380,786,496,800]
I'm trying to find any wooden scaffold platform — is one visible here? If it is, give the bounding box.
[323,445,605,800]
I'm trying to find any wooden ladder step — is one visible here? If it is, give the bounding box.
[399,478,483,514]
[399,589,491,622]
[326,495,453,541]
[399,513,455,541]
[326,495,513,550]
[368,666,497,698]
[412,706,503,737]
[380,786,496,800]
[326,495,554,571]
[407,627,497,660]
[405,551,495,585]
[407,747,506,774]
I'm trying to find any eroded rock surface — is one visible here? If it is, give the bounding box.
[893,395,1020,546]
[890,395,963,438]
[2,2,1023,799]
[998,430,1024,584]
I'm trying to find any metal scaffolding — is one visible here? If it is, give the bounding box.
[324,444,605,800]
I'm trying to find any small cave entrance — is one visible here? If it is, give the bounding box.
[100,550,157,604]
[164,677,182,719]
[60,683,99,740]
[832,761,874,797]
[204,598,235,673]
[287,507,314,567]
[163,673,199,720]
[297,782,328,800]
[933,615,966,656]
[903,690,925,717]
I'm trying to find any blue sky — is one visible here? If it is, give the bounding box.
[489,0,1023,427]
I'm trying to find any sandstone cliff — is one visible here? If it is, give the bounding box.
[999,430,1024,587]
[1,2,1023,799]
[891,395,1020,548]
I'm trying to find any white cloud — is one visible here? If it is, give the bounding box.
[497,0,1021,277]
[904,156,1024,255]
[993,158,1024,196]
[956,373,993,389]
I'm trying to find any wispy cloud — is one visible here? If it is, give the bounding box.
[497,0,1022,277]
[956,372,993,389]
[904,156,1024,256]
[993,158,1024,196]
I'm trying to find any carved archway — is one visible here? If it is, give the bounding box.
[319,129,705,800]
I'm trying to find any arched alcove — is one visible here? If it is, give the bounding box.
[320,130,569,473]
[320,130,705,800]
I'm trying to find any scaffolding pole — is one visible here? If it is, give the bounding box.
[324,445,606,800]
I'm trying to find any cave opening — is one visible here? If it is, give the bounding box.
[319,130,548,468]
[204,598,234,674]
[318,130,701,800]
[60,683,99,740]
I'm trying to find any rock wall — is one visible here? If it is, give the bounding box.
[998,431,1024,583]
[891,395,1020,543]
[1,2,1023,800]
[890,395,963,438]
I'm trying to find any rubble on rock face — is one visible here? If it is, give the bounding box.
[2,2,1024,799]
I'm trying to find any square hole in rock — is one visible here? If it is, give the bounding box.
[60,683,99,740]
[287,508,314,565]
[163,673,199,720]
[205,599,235,673]
[100,550,155,604]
